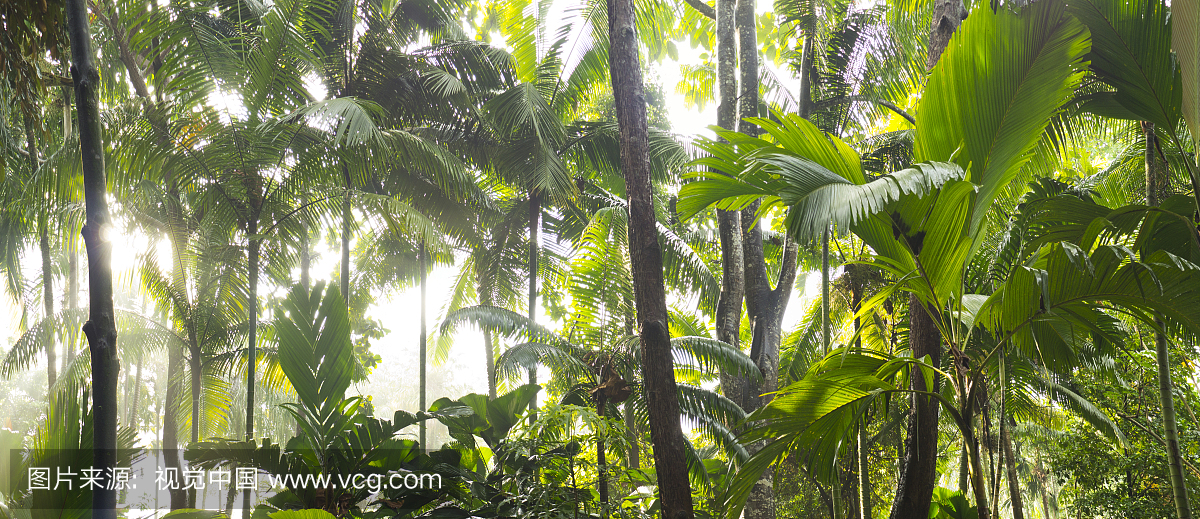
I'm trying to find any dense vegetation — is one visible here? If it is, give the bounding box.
[1,0,1199,517]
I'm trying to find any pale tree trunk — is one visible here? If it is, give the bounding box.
[607,0,694,515]
[1144,122,1192,519]
[478,248,498,400]
[713,0,745,414]
[128,354,143,428]
[342,164,352,302]
[66,0,119,514]
[848,265,871,519]
[67,240,78,365]
[737,1,800,515]
[419,241,428,446]
[24,119,57,395]
[301,194,311,293]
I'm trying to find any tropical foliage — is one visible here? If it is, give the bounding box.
[1,0,1199,517]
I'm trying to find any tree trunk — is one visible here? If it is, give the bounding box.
[625,402,639,469]
[607,0,694,516]
[734,2,799,517]
[887,5,964,514]
[163,345,188,510]
[483,329,497,400]
[40,223,56,392]
[67,239,78,365]
[129,354,143,429]
[963,408,992,519]
[301,194,311,293]
[927,0,967,71]
[888,296,943,519]
[849,265,871,519]
[419,240,428,446]
[1001,418,1025,519]
[822,228,830,355]
[713,0,745,411]
[25,118,57,395]
[66,1,119,514]
[597,400,609,518]
[527,192,540,418]
[1144,122,1192,519]
[243,221,260,512]
[342,162,352,302]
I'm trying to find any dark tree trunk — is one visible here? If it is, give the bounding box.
[419,240,428,445]
[927,0,967,71]
[888,5,963,514]
[243,220,260,512]
[1144,123,1192,519]
[189,346,202,443]
[597,400,609,517]
[1001,418,1025,519]
[888,296,943,519]
[527,192,540,417]
[163,345,188,510]
[65,1,119,514]
[607,0,694,516]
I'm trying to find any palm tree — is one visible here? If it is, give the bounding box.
[64,0,119,513]
[682,2,1094,514]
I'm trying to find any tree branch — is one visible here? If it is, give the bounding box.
[683,0,715,19]
[814,95,916,125]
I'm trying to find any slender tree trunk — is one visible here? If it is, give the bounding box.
[129,354,143,429]
[301,195,311,293]
[1001,418,1026,519]
[625,402,639,469]
[40,224,56,392]
[189,347,202,442]
[419,240,427,446]
[65,1,119,514]
[67,239,78,365]
[597,399,609,518]
[849,265,871,519]
[1144,123,1192,519]
[889,297,943,519]
[527,192,540,418]
[607,0,694,516]
[25,118,57,395]
[713,0,745,410]
[959,445,971,497]
[484,329,497,399]
[822,228,830,355]
[342,162,352,301]
[163,345,188,509]
[963,408,992,519]
[243,220,260,512]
